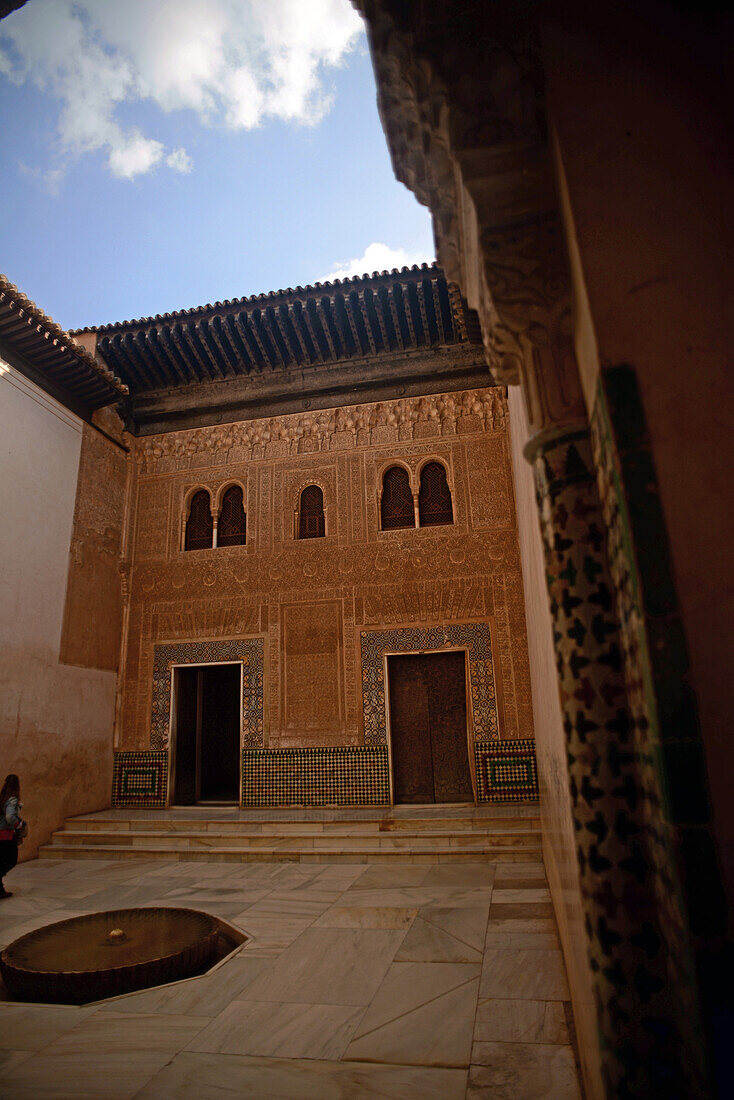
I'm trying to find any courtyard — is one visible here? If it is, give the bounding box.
[0,852,580,1098]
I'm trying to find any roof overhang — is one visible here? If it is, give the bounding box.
[0,275,128,416]
[78,264,489,434]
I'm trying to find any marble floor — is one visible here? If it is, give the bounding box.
[0,855,582,1098]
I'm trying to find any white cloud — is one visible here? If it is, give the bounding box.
[166,147,194,175]
[0,0,363,182]
[317,242,435,284]
[108,133,164,180]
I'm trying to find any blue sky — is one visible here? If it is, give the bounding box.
[0,0,434,330]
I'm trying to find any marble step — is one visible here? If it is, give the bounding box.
[57,820,540,837]
[38,841,541,864]
[44,827,541,851]
[63,813,540,834]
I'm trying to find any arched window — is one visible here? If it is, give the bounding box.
[381,466,415,530]
[418,461,453,526]
[185,489,213,550]
[218,485,246,546]
[298,485,325,539]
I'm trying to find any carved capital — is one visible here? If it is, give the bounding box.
[356,0,587,454]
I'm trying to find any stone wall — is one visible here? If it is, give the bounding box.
[116,386,536,805]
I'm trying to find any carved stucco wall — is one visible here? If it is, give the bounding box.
[117,387,534,767]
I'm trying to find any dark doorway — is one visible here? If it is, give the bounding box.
[388,651,473,804]
[173,663,241,804]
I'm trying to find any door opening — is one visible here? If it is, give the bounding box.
[388,651,473,804]
[173,663,241,804]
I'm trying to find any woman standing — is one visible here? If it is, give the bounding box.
[0,774,22,899]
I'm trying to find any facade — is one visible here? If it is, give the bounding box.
[111,383,535,809]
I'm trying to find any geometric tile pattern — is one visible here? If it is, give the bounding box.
[112,751,168,807]
[475,740,538,802]
[359,622,499,747]
[241,747,390,806]
[534,421,702,1097]
[150,638,264,750]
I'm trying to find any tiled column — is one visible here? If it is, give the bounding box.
[528,414,704,1097]
[516,320,706,1095]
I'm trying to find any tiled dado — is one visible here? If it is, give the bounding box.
[150,637,264,750]
[360,622,499,747]
[111,740,537,807]
[475,740,538,802]
[113,751,168,808]
[241,747,390,806]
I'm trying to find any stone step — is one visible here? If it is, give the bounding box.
[64,814,540,834]
[45,827,540,852]
[53,821,540,838]
[38,842,542,864]
[41,805,542,864]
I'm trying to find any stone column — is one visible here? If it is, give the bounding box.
[355,2,709,1093]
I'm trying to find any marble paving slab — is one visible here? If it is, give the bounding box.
[138,1051,469,1099]
[313,905,418,930]
[474,998,569,1044]
[469,1040,581,1099]
[345,976,480,1068]
[188,998,365,1060]
[395,905,489,963]
[480,948,570,1001]
[0,1011,207,1099]
[243,928,406,1006]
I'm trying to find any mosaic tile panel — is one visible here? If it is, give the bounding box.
[112,751,168,808]
[150,638,264,750]
[475,739,538,802]
[360,622,498,746]
[241,747,390,806]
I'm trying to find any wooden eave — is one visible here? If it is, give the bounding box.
[0,274,128,412]
[79,265,481,396]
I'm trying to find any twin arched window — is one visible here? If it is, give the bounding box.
[380,461,453,530]
[184,485,246,550]
[298,485,325,539]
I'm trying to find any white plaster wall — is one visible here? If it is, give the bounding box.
[0,359,114,858]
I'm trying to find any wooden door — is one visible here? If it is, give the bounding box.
[388,651,473,804]
[173,666,199,805]
[200,664,241,801]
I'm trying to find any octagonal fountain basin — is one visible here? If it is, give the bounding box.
[0,908,221,1005]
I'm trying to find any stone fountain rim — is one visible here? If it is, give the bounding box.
[0,906,219,977]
